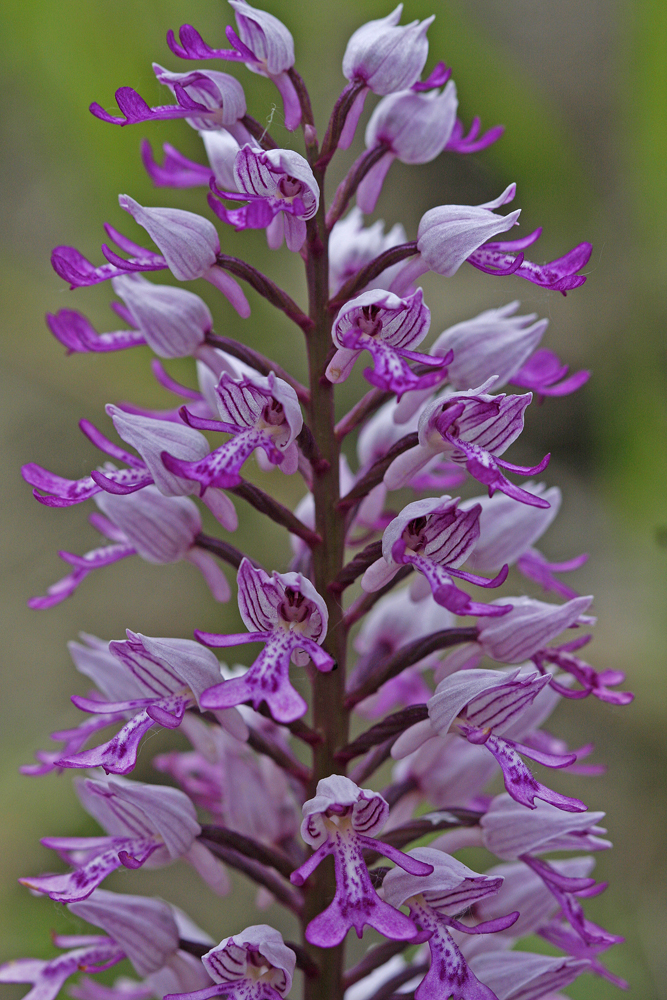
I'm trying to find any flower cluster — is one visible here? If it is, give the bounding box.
[7,4,628,1000]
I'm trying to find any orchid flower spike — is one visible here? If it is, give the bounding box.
[196,560,334,723]
[20,774,229,901]
[164,925,296,1000]
[290,775,433,946]
[383,847,519,1000]
[27,488,232,609]
[384,382,551,507]
[209,145,319,252]
[393,667,587,813]
[161,371,303,490]
[50,631,247,775]
[361,495,511,617]
[326,288,449,397]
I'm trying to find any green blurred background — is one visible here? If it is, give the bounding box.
[1,0,666,996]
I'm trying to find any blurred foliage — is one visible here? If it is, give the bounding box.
[1,1,665,997]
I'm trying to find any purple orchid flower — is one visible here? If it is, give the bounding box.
[91,63,248,136]
[343,6,434,95]
[27,488,232,609]
[472,856,597,943]
[532,634,634,706]
[384,381,551,507]
[329,207,408,295]
[290,775,433,945]
[155,716,301,848]
[464,486,588,599]
[67,903,215,1000]
[0,939,128,1000]
[361,495,511,616]
[390,184,592,295]
[352,398,465,525]
[394,650,593,816]
[167,2,300,132]
[141,129,244,192]
[0,890,188,1000]
[50,631,246,775]
[47,273,213,359]
[480,794,616,948]
[164,925,296,1000]
[538,918,628,988]
[196,560,334,723]
[511,347,591,399]
[393,301,551,425]
[23,406,239,533]
[392,731,499,820]
[452,595,631,705]
[356,81,459,214]
[339,7,435,149]
[68,891,191,980]
[161,371,302,490]
[383,847,519,1000]
[325,288,449,397]
[393,668,587,813]
[208,145,319,252]
[350,589,455,718]
[151,64,248,132]
[20,775,228,902]
[23,632,245,777]
[467,950,591,1000]
[116,342,257,427]
[52,199,250,317]
[473,595,595,664]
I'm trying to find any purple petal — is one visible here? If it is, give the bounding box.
[57,710,158,774]
[446,118,505,154]
[141,139,213,189]
[200,635,308,723]
[90,87,208,126]
[475,732,587,812]
[166,24,241,61]
[22,463,100,505]
[46,310,146,354]
[20,846,130,902]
